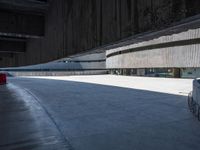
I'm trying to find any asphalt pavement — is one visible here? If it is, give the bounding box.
[1,76,200,150]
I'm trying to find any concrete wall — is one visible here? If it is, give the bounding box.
[65,52,105,61]
[2,52,106,71]
[106,26,200,69]
[1,0,200,67]
[10,70,108,77]
[4,61,105,71]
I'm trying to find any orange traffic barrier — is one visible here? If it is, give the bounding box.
[0,73,7,85]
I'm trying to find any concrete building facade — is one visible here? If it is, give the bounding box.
[106,15,200,78]
[0,0,200,67]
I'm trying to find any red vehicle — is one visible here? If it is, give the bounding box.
[0,73,7,85]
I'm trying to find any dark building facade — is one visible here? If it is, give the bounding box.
[0,0,200,68]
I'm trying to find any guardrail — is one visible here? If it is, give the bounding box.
[188,79,200,121]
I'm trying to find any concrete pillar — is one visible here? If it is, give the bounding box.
[173,68,181,78]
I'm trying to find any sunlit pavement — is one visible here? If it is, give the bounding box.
[26,75,193,96]
[1,75,200,150]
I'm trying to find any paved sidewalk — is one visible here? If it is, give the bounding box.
[28,75,193,96]
[0,83,71,150]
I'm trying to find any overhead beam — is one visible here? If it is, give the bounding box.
[0,0,49,14]
[0,10,45,38]
[0,39,26,53]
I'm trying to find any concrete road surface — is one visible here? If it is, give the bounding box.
[1,75,200,150]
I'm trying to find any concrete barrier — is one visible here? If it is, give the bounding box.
[188,78,200,121]
[192,79,200,105]
[8,70,108,77]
